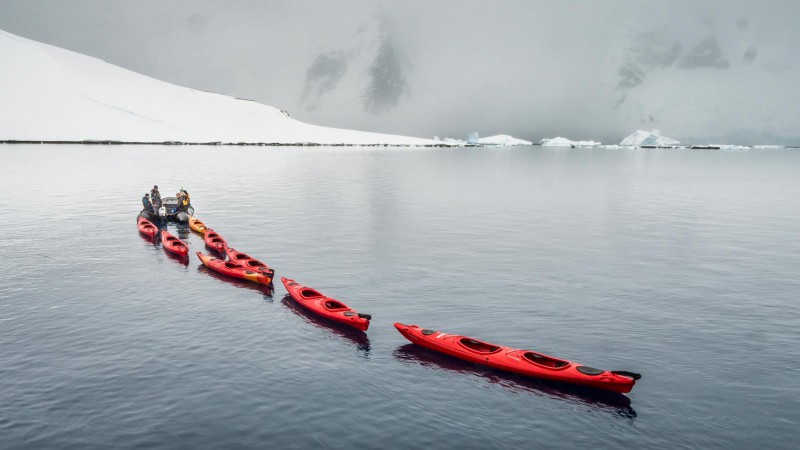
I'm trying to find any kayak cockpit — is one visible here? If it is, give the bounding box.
[459,338,501,354]
[170,240,186,248]
[223,262,241,269]
[523,352,569,368]
[323,300,348,311]
[300,288,323,298]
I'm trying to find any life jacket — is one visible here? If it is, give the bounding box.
[182,191,190,206]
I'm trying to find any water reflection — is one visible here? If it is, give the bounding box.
[172,223,192,242]
[204,243,227,256]
[164,248,189,266]
[393,344,636,419]
[281,295,371,356]
[196,264,274,300]
[139,232,157,246]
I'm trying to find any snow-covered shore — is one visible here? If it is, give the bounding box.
[0,29,441,146]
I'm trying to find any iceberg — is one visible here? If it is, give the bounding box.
[619,129,680,147]
[539,137,601,147]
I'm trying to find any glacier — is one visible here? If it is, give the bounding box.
[0,28,442,146]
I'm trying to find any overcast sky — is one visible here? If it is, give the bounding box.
[1,0,799,144]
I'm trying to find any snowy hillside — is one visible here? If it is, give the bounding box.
[0,29,437,145]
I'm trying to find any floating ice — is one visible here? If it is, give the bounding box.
[691,144,750,151]
[433,134,531,146]
[539,137,601,147]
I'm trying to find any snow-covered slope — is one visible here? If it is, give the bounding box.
[0,29,436,145]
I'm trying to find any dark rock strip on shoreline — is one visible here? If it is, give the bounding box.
[0,140,461,147]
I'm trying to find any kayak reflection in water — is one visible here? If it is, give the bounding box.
[392,344,636,419]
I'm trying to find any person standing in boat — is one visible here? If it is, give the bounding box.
[141,193,154,213]
[150,185,162,210]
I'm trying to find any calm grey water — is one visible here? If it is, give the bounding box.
[1,144,799,449]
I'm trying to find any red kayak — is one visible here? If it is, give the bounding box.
[203,229,228,254]
[281,277,371,331]
[393,323,640,394]
[226,248,275,282]
[197,252,272,285]
[137,217,158,237]
[161,231,189,257]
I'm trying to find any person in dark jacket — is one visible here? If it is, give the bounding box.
[142,193,154,213]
